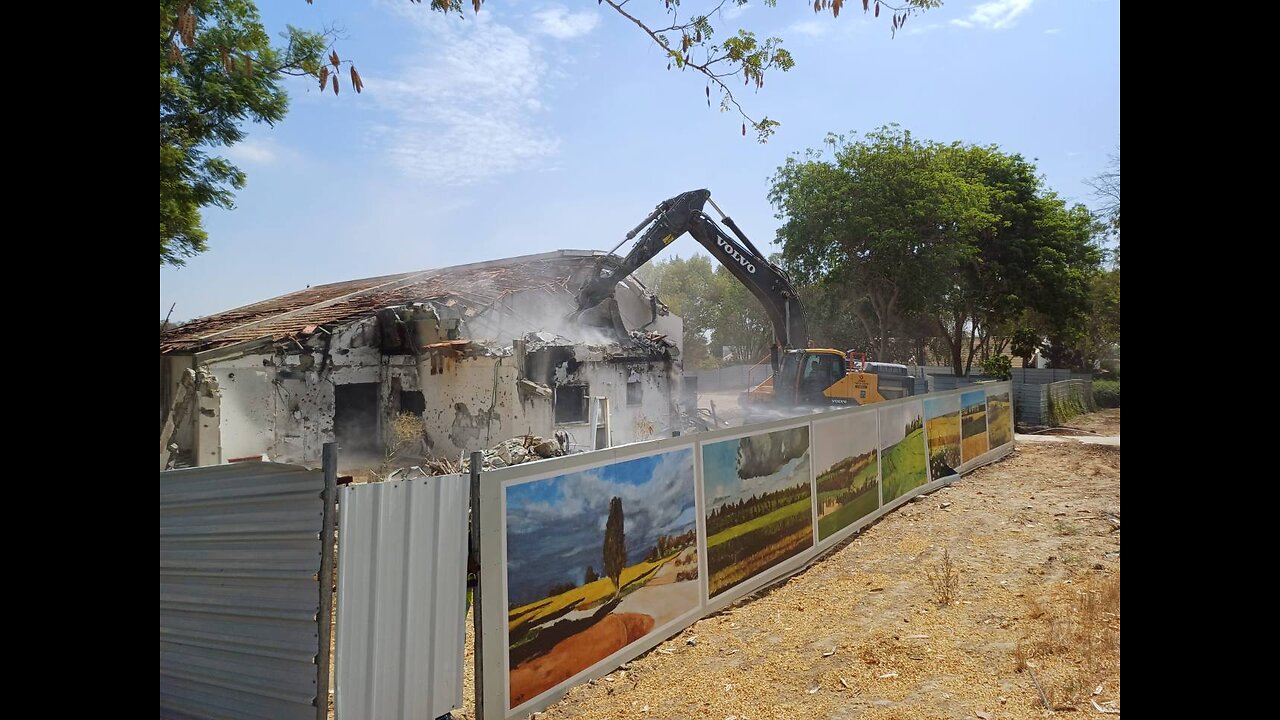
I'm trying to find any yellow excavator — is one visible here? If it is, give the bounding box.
[572,189,917,415]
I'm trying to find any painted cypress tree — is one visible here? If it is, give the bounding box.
[603,497,627,598]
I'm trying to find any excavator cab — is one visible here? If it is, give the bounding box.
[756,349,885,410]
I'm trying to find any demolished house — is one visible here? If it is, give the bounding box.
[160,250,684,470]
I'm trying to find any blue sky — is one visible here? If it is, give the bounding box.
[505,448,697,605]
[703,433,810,510]
[961,389,986,413]
[923,394,960,420]
[160,0,1120,320]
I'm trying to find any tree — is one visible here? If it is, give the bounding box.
[707,266,773,363]
[603,496,627,598]
[636,256,719,368]
[162,1,941,266]
[770,127,949,363]
[161,1,333,266]
[771,125,1103,376]
[584,565,599,584]
[1086,148,1120,241]
[1011,326,1039,368]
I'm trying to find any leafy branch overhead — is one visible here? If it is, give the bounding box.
[585,0,939,141]
[399,0,938,140]
[161,0,940,267]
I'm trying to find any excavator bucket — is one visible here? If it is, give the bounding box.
[570,296,631,343]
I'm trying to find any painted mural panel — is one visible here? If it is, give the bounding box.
[812,412,880,542]
[924,395,962,481]
[960,390,990,462]
[504,447,701,710]
[880,400,928,504]
[702,425,813,599]
[986,390,1014,448]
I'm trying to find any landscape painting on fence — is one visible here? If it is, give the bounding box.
[504,447,701,710]
[960,390,990,462]
[812,412,879,542]
[880,400,928,504]
[923,395,962,481]
[702,425,813,599]
[986,390,1013,448]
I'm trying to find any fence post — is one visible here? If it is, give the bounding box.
[469,451,485,720]
[318,443,338,720]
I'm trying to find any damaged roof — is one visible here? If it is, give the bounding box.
[161,250,620,355]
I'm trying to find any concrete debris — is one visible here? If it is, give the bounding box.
[454,434,569,473]
[515,329,677,361]
[523,331,577,350]
[626,330,679,357]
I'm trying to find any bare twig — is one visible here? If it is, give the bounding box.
[1028,667,1052,711]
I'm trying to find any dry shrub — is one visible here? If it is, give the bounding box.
[1015,572,1121,709]
[377,412,428,478]
[925,548,960,607]
[1025,595,1046,620]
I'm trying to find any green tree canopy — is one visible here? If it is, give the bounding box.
[770,125,1104,375]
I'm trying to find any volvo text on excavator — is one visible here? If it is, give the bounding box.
[571,189,916,414]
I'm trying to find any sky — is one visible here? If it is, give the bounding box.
[505,448,697,605]
[160,0,1121,321]
[879,399,922,447]
[703,434,810,510]
[961,389,986,413]
[923,394,960,420]
[812,411,878,472]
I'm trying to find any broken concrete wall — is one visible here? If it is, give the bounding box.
[194,316,423,466]
[161,355,197,454]
[414,352,554,460]
[560,359,674,448]
[167,273,684,468]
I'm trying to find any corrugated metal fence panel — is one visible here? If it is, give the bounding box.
[335,474,470,720]
[1013,383,1049,425]
[160,462,327,720]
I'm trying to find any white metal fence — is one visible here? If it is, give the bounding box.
[334,474,471,720]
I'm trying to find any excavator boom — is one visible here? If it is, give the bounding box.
[575,189,807,349]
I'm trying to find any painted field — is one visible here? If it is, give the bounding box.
[881,401,928,503]
[961,390,989,462]
[812,412,880,541]
[703,425,813,599]
[505,448,701,709]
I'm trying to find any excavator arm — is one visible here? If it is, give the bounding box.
[574,189,808,349]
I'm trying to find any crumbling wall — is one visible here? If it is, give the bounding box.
[171,281,684,468]
[196,316,423,466]
[414,352,555,459]
[562,360,674,447]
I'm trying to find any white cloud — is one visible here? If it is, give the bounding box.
[507,450,697,539]
[225,137,279,165]
[903,22,942,36]
[950,0,1035,30]
[369,13,560,185]
[1043,27,1061,34]
[721,3,750,20]
[533,6,600,39]
[787,20,831,37]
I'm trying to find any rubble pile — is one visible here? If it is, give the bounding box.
[626,330,679,357]
[463,431,572,473]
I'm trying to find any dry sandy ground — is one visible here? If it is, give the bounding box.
[1064,409,1120,436]
[453,410,1120,720]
